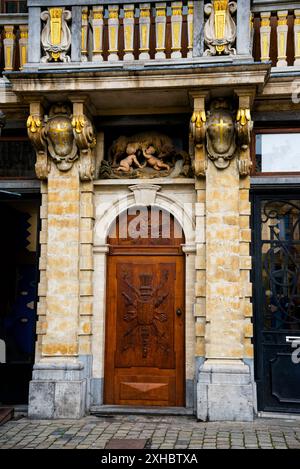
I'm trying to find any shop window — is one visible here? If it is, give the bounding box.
[254,131,300,174]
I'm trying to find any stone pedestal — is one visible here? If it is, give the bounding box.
[197,360,254,421]
[29,362,87,419]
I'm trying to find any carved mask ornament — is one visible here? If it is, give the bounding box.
[206,99,236,169]
[44,105,78,172]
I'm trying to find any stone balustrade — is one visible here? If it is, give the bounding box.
[252,1,300,67]
[1,1,300,72]
[0,14,28,72]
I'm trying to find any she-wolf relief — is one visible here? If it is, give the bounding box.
[99,132,192,179]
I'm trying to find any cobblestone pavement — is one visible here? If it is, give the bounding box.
[0,415,300,449]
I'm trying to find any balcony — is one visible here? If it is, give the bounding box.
[0,1,299,74]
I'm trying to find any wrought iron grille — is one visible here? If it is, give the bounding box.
[260,199,300,331]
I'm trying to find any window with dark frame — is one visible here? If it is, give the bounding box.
[0,1,27,14]
[252,129,300,176]
[0,138,36,178]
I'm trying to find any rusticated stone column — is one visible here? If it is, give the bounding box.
[27,100,95,419]
[190,91,255,421]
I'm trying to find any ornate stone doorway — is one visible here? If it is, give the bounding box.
[104,207,185,406]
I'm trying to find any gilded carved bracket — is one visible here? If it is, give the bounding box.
[27,103,96,181]
[189,97,253,177]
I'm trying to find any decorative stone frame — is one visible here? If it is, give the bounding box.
[91,181,197,409]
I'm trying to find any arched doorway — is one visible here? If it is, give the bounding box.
[104,206,185,406]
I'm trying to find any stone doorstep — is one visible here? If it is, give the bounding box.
[90,406,195,416]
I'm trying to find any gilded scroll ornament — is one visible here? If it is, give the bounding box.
[41,8,71,63]
[27,115,49,180]
[235,107,253,176]
[204,0,237,56]
[72,114,96,181]
[189,111,207,177]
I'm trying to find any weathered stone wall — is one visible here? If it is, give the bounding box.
[35,182,48,360]
[194,179,206,359]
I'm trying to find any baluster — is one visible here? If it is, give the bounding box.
[276,10,288,67]
[155,2,167,59]
[139,3,151,60]
[123,4,135,61]
[260,12,271,62]
[3,25,16,71]
[92,6,104,62]
[19,25,28,69]
[108,5,119,62]
[294,10,300,66]
[171,1,183,58]
[81,6,89,62]
[187,1,194,58]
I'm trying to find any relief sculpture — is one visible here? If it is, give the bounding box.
[121,271,170,359]
[99,131,191,179]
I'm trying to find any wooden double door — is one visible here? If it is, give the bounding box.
[104,209,185,407]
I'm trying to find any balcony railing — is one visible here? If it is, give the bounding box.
[252,1,300,68]
[25,0,252,68]
[0,13,28,71]
[1,1,300,74]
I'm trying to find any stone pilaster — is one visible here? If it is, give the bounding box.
[191,93,254,421]
[27,100,95,419]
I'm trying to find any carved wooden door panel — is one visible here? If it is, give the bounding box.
[104,255,185,406]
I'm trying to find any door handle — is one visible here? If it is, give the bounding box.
[176,308,183,317]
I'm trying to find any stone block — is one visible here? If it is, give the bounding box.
[29,379,86,419]
[54,381,86,419]
[195,255,206,270]
[195,203,205,217]
[195,320,205,337]
[194,300,206,317]
[244,319,253,338]
[197,361,254,421]
[240,229,251,242]
[240,242,250,256]
[28,381,55,419]
[239,215,250,229]
[197,190,205,202]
